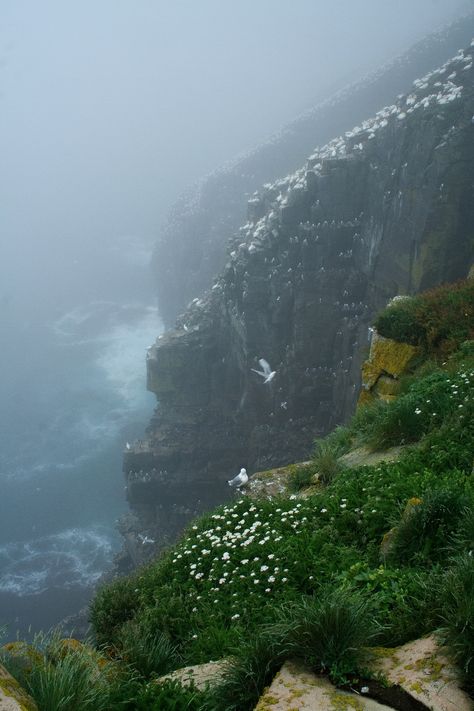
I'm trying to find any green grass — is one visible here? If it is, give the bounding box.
[387,490,470,565]
[312,426,352,484]
[374,279,474,351]
[203,633,284,711]
[91,352,473,694]
[89,358,473,680]
[268,588,379,681]
[438,554,474,694]
[90,407,473,669]
[125,679,207,710]
[287,463,317,492]
[1,633,115,711]
[350,359,474,450]
[117,619,180,678]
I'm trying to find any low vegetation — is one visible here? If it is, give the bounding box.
[3,279,473,709]
[374,278,474,350]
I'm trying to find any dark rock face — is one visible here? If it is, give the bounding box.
[153,14,474,327]
[124,43,474,564]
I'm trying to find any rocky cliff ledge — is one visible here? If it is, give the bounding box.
[122,42,474,564]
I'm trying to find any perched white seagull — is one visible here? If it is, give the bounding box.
[251,358,276,384]
[228,468,249,488]
[125,442,131,450]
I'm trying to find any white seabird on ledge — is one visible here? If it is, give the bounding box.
[228,468,249,488]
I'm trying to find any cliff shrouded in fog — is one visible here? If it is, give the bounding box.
[153,14,474,327]
[120,35,474,569]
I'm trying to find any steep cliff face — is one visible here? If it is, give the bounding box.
[123,42,474,562]
[153,14,474,326]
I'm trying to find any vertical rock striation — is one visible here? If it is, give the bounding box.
[123,42,474,564]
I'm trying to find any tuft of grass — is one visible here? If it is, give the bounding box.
[313,427,351,485]
[204,633,284,711]
[287,463,316,492]
[117,618,180,678]
[438,554,474,694]
[387,489,470,565]
[450,506,474,554]
[3,636,113,711]
[267,588,379,683]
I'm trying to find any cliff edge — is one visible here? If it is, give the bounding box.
[123,40,474,566]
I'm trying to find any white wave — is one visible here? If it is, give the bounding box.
[0,526,115,596]
[95,305,162,406]
[51,300,155,344]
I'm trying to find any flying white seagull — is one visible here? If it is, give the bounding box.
[251,358,276,384]
[228,468,249,488]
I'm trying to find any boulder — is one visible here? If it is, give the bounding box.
[339,445,403,470]
[157,660,227,691]
[0,663,37,710]
[253,660,392,710]
[361,333,420,390]
[368,635,472,711]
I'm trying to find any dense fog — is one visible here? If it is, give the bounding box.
[0,0,470,636]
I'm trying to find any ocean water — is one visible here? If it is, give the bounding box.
[0,244,161,640]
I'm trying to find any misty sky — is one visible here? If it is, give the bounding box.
[0,0,470,313]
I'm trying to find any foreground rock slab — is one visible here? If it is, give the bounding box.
[0,663,37,711]
[158,660,227,691]
[254,661,392,710]
[369,636,472,711]
[246,462,314,500]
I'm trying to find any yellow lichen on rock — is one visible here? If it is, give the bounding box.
[359,330,420,407]
[368,635,472,711]
[373,375,400,401]
[362,333,419,387]
[0,663,38,710]
[253,661,393,709]
[1,642,42,675]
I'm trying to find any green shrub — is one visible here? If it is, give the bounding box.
[340,563,442,646]
[90,576,141,647]
[375,297,423,345]
[88,344,473,682]
[374,279,474,351]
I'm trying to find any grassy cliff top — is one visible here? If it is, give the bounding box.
[3,277,474,709]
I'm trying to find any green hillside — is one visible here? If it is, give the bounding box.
[3,277,474,709]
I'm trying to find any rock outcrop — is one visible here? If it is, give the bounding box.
[123,41,474,563]
[253,636,472,711]
[153,14,474,326]
[0,663,37,711]
[368,636,473,711]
